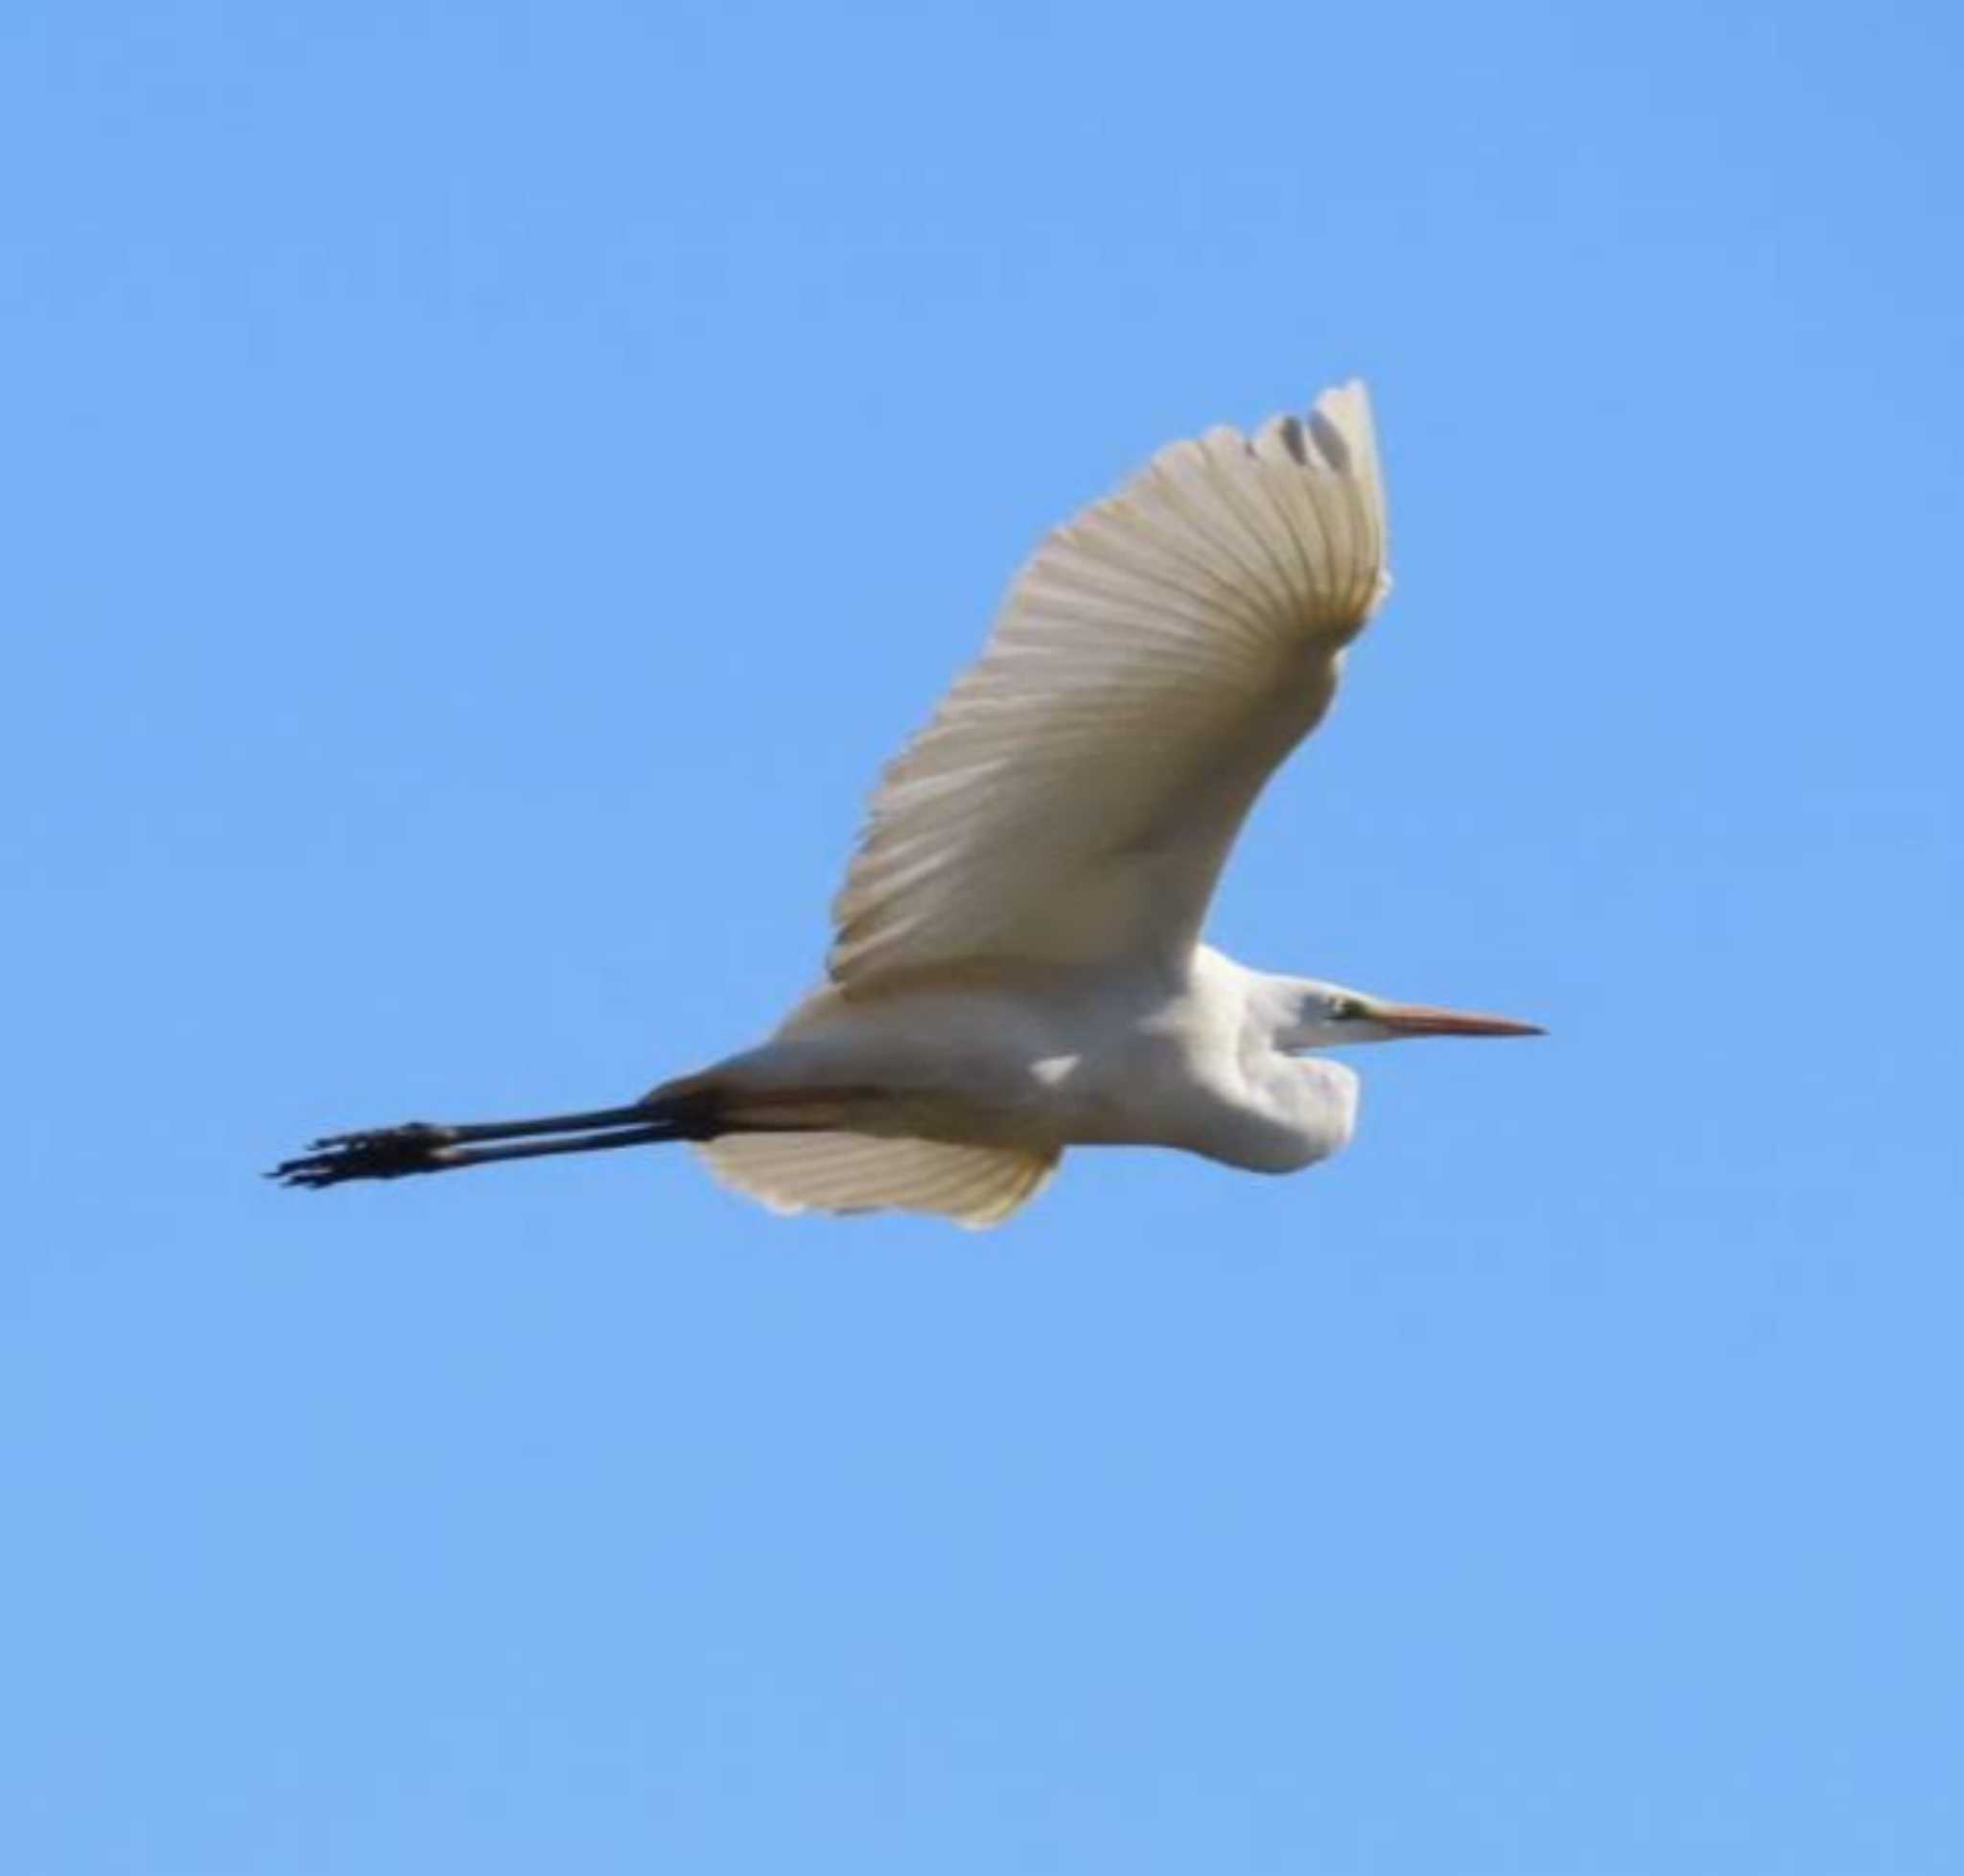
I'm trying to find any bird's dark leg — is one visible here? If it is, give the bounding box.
[270,1093,720,1189]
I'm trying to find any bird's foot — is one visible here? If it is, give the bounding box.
[270,1122,459,1188]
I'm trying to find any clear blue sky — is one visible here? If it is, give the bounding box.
[7,1,1960,1870]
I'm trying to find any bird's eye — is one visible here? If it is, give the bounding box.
[1329,997,1367,1021]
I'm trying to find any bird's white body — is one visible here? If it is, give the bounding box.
[694,949,1363,1226]
[708,945,1360,1168]
[278,379,1538,1219]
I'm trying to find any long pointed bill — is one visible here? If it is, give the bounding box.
[1369,1001,1545,1039]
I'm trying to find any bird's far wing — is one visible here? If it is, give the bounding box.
[697,1133,1060,1228]
[829,381,1391,989]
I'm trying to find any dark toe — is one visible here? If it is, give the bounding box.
[269,1123,457,1188]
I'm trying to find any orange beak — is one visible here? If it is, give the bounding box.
[1369,1001,1545,1039]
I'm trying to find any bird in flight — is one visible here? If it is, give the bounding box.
[275,380,1539,1224]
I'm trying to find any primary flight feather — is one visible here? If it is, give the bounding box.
[275,380,1539,1224]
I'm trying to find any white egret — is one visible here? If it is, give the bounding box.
[275,380,1539,1224]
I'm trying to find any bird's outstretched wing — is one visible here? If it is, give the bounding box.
[698,1133,1059,1227]
[829,381,1391,988]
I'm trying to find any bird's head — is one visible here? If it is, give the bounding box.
[1266,977,1544,1051]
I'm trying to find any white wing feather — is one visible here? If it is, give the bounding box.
[829,381,1391,987]
[698,1133,1059,1227]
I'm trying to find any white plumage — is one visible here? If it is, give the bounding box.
[702,1132,1059,1227]
[830,383,1387,985]
[277,380,1540,1223]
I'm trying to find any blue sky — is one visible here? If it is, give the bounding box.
[6,0,1960,1870]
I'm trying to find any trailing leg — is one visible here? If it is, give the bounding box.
[270,1087,723,1189]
